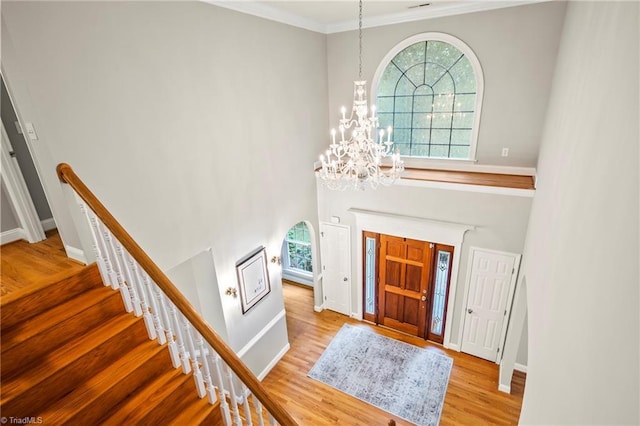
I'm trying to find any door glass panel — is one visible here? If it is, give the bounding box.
[364,237,376,315]
[430,250,451,336]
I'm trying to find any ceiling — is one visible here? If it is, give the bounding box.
[205,0,545,33]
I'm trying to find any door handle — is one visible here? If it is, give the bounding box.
[343,277,348,282]
[467,308,473,314]
[421,296,427,302]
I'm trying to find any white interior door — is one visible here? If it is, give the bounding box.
[461,249,518,362]
[320,223,351,316]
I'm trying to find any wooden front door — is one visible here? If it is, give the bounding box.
[378,235,433,338]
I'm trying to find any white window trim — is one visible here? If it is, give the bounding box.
[282,226,314,284]
[371,32,485,165]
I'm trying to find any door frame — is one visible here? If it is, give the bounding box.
[0,121,45,243]
[458,246,521,364]
[350,208,474,350]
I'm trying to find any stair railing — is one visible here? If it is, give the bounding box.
[57,163,296,426]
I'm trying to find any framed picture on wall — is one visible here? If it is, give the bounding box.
[236,246,271,314]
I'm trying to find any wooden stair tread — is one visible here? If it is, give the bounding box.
[39,340,169,424]
[139,370,210,425]
[1,285,121,356]
[101,366,190,425]
[1,264,102,328]
[1,312,146,408]
[168,396,223,426]
[1,251,228,425]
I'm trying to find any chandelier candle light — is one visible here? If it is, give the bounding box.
[317,0,404,190]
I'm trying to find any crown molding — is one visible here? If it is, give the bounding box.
[203,1,550,34]
[328,1,547,33]
[203,0,328,33]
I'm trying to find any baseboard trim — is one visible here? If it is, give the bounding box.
[514,362,528,373]
[41,217,56,231]
[446,342,460,352]
[237,309,286,358]
[257,343,290,381]
[1,227,24,245]
[498,383,511,394]
[64,244,88,264]
[313,305,323,312]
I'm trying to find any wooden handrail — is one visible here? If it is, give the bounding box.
[57,163,297,426]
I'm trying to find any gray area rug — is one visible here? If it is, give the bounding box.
[308,324,453,426]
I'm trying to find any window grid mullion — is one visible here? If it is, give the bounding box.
[380,38,476,159]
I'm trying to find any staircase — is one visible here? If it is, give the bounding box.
[0,263,223,424]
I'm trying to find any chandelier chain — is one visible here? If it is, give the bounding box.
[358,0,363,80]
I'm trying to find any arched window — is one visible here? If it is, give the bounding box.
[372,33,483,160]
[283,222,313,275]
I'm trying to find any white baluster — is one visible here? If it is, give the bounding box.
[183,320,206,398]
[168,300,192,373]
[196,334,217,404]
[99,221,133,312]
[114,242,143,317]
[212,354,233,426]
[223,363,243,426]
[155,288,180,366]
[254,398,265,426]
[86,210,118,289]
[241,385,253,426]
[128,256,156,340]
[77,200,111,286]
[139,270,166,344]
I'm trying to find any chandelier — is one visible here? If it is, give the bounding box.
[317,0,404,191]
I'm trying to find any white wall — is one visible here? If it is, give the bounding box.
[327,1,567,167]
[1,1,327,376]
[519,1,639,424]
[1,182,19,232]
[517,312,528,368]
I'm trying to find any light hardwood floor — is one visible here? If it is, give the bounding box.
[262,281,525,425]
[0,230,85,297]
